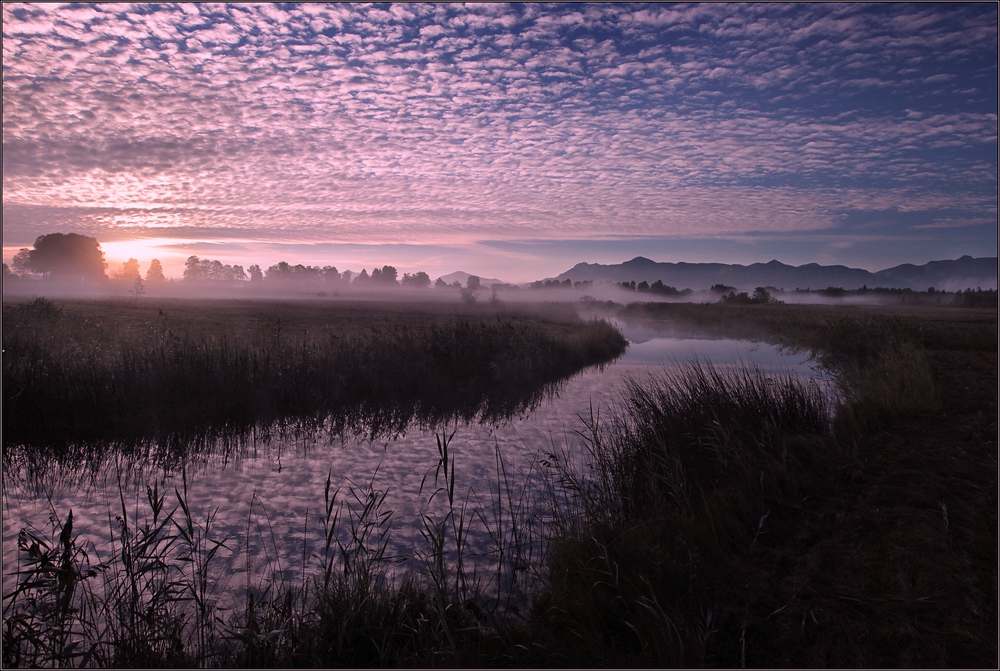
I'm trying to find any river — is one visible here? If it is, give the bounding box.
[2,321,833,609]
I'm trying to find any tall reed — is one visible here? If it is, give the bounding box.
[3,428,554,667]
[3,298,626,451]
[535,361,834,666]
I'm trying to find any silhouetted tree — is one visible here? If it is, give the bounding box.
[378,265,398,285]
[460,286,478,304]
[265,261,291,281]
[128,276,145,301]
[11,248,31,276]
[460,275,481,304]
[721,287,783,305]
[146,258,166,282]
[752,286,781,304]
[435,277,448,288]
[185,255,246,281]
[184,256,206,280]
[322,266,340,284]
[27,233,107,281]
[354,269,370,284]
[248,264,263,282]
[402,271,431,288]
[117,258,141,281]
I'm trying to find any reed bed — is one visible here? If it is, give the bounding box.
[3,297,627,451]
[619,301,943,432]
[532,361,834,666]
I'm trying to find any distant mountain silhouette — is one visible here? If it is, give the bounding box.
[436,271,507,287]
[547,255,998,291]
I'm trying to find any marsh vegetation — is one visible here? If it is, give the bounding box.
[3,297,626,450]
[3,297,996,667]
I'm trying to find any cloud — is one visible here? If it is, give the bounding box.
[2,2,995,273]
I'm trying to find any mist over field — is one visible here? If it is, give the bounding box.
[5,249,994,309]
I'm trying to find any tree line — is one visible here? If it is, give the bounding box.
[3,233,448,290]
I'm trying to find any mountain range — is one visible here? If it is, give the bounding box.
[435,271,507,287]
[545,255,998,292]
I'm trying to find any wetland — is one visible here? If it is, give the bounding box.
[2,296,996,668]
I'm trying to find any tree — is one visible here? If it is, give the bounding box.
[322,266,340,284]
[27,233,107,281]
[248,264,263,282]
[185,256,248,281]
[128,276,145,302]
[118,258,140,281]
[184,256,206,281]
[459,286,478,304]
[752,287,781,304]
[11,248,31,276]
[146,258,166,282]
[435,277,448,288]
[461,275,481,304]
[377,265,398,285]
[354,269,370,284]
[402,271,431,288]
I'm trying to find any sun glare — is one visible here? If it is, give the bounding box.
[99,238,194,279]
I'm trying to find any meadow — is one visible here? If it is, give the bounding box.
[2,296,996,668]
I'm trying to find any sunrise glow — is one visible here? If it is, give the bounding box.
[3,3,997,282]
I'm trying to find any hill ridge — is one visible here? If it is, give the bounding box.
[546,256,998,291]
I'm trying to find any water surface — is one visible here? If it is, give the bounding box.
[3,326,830,603]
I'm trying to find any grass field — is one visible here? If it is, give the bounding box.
[2,297,996,668]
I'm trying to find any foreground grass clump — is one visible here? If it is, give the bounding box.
[530,301,996,667]
[533,363,834,666]
[2,297,627,449]
[3,434,551,668]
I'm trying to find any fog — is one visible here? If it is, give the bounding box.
[2,275,984,308]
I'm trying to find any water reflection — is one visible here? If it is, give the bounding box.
[3,331,832,603]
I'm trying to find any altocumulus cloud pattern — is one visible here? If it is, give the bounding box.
[2,3,997,272]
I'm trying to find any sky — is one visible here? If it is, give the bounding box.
[3,2,997,283]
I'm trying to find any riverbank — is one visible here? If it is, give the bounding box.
[3,300,995,667]
[537,301,997,667]
[2,297,627,450]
